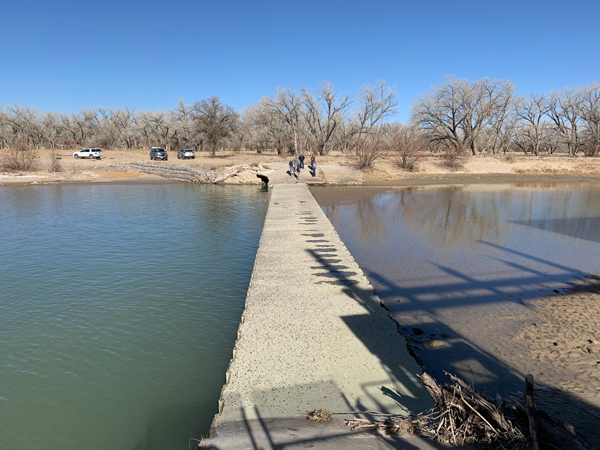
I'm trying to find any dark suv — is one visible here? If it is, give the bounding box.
[150,147,168,161]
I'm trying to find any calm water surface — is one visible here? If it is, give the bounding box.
[312,182,600,406]
[312,183,600,315]
[0,183,269,450]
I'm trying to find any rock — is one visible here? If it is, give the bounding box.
[413,327,425,335]
[426,339,444,349]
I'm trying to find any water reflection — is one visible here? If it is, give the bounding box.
[311,182,600,444]
[316,183,600,252]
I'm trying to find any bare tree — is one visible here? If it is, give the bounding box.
[5,104,39,147]
[515,94,549,156]
[110,107,137,150]
[264,88,303,155]
[351,80,398,168]
[388,123,426,171]
[192,97,239,157]
[412,79,467,153]
[412,77,516,156]
[579,83,600,157]
[147,110,174,151]
[244,102,290,155]
[547,88,583,156]
[40,111,63,149]
[301,82,351,156]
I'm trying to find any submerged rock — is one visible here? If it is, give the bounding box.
[426,339,444,349]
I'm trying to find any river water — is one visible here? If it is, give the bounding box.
[0,183,269,450]
[311,182,600,439]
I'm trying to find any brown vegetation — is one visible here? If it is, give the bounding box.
[389,124,426,172]
[1,79,599,172]
[1,146,38,171]
[346,373,593,450]
[48,149,62,172]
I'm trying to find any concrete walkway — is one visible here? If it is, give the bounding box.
[206,184,434,449]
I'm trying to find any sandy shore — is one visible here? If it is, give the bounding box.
[2,148,600,186]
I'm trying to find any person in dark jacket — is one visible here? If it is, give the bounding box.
[298,153,305,169]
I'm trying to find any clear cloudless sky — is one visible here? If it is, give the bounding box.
[2,0,599,122]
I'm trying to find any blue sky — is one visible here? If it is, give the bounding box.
[2,0,599,122]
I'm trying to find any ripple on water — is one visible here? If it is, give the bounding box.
[0,183,269,450]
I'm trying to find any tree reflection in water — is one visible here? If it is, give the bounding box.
[311,182,600,445]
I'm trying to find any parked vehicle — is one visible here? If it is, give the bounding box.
[177,149,195,159]
[150,147,168,161]
[73,148,102,159]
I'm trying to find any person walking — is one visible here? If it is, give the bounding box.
[310,155,316,177]
[292,156,300,179]
[288,160,295,177]
[298,153,305,169]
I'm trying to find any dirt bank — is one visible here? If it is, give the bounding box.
[2,148,600,186]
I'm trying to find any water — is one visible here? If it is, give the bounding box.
[311,182,600,436]
[0,183,269,450]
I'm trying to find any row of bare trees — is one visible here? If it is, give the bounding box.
[411,77,600,157]
[0,81,400,167]
[0,97,240,157]
[1,78,599,165]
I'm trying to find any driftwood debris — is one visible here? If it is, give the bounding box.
[418,372,529,448]
[525,374,540,450]
[344,372,595,449]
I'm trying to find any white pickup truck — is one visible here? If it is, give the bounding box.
[73,148,103,159]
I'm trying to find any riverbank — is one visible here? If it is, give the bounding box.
[1,148,600,186]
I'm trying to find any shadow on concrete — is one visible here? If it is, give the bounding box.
[205,403,439,450]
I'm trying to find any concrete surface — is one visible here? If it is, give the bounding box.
[207,184,433,449]
[204,418,443,450]
[258,162,364,185]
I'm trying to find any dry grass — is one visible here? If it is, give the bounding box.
[1,146,38,171]
[305,408,333,423]
[48,149,62,173]
[440,148,466,171]
[513,168,600,175]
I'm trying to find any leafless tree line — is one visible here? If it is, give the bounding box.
[1,77,599,165]
[412,77,600,157]
[0,97,240,158]
[0,81,399,165]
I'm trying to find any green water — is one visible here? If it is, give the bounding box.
[0,183,269,450]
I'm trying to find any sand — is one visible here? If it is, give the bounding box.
[2,148,600,186]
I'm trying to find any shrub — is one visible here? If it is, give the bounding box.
[1,146,38,171]
[389,124,426,172]
[441,146,465,171]
[48,149,62,173]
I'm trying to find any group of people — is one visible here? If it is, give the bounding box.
[287,154,317,179]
